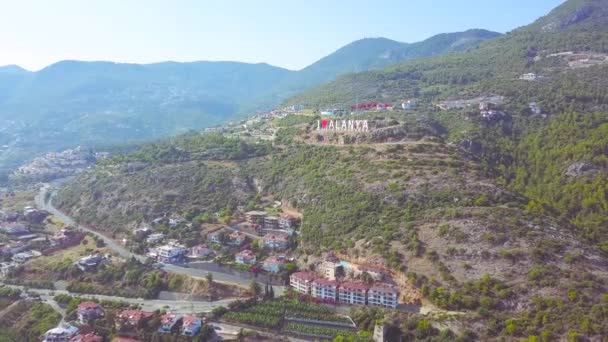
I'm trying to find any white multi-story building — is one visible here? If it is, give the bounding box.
[290,271,316,295]
[42,324,79,342]
[156,243,187,263]
[338,282,368,305]
[312,278,339,301]
[235,250,256,265]
[367,284,399,309]
[263,233,289,250]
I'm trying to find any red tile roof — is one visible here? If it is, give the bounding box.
[236,250,256,258]
[71,333,103,342]
[161,313,180,325]
[263,256,285,265]
[313,278,339,287]
[291,271,316,282]
[340,282,370,292]
[182,314,201,328]
[358,264,387,273]
[77,301,101,311]
[117,309,153,323]
[264,233,289,242]
[369,283,399,294]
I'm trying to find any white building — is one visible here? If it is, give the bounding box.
[146,233,165,244]
[519,73,538,81]
[181,314,202,336]
[43,324,79,342]
[289,271,316,295]
[235,250,256,265]
[367,284,399,309]
[312,278,339,301]
[263,233,289,250]
[12,250,41,263]
[339,282,368,305]
[156,243,187,263]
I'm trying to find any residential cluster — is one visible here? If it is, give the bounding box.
[11,146,106,182]
[43,303,205,342]
[289,253,399,309]
[0,206,87,277]
[133,205,300,278]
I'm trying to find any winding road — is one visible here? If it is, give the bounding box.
[34,184,285,294]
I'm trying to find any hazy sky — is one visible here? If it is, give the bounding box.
[0,0,564,71]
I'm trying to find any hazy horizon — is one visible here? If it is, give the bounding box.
[1,0,564,72]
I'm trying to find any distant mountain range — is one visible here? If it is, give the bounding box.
[0,29,500,178]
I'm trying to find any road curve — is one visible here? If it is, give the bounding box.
[35,184,285,294]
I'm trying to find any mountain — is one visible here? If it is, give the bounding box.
[0,65,29,74]
[51,1,608,339]
[253,29,501,106]
[0,29,500,181]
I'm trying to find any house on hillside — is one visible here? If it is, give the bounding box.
[76,301,104,323]
[115,309,154,331]
[189,245,214,259]
[146,233,165,244]
[519,73,538,81]
[12,250,41,263]
[181,314,202,336]
[356,264,386,281]
[312,278,339,302]
[76,253,106,271]
[339,282,369,305]
[235,250,256,265]
[262,256,286,273]
[0,223,29,235]
[228,231,246,246]
[158,313,182,333]
[278,214,297,229]
[245,211,267,225]
[263,216,279,229]
[43,324,79,342]
[263,233,289,250]
[367,284,399,309]
[290,271,316,295]
[156,243,187,263]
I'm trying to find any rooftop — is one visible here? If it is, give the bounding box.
[340,281,370,291]
[77,301,102,311]
[313,278,339,287]
[291,271,316,282]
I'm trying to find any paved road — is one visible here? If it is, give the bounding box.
[35,184,286,295]
[3,283,235,314]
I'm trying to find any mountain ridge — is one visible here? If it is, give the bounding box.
[0,28,500,179]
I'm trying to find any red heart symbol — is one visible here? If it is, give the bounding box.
[321,120,328,128]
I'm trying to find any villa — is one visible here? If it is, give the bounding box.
[76,301,104,323]
[158,313,182,333]
[181,314,202,336]
[235,250,256,265]
[115,309,154,330]
[43,324,79,342]
[262,256,285,273]
[263,233,289,250]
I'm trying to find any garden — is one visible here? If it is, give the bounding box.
[220,298,357,337]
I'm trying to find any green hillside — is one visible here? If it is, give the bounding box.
[0,29,499,180]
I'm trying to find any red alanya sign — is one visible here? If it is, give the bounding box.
[316,119,369,132]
